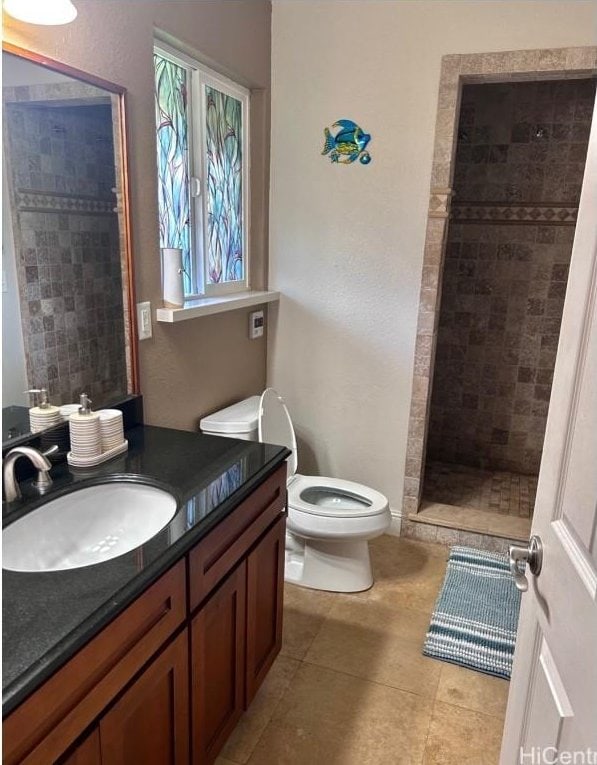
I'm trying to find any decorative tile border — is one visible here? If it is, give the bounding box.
[16,189,115,216]
[3,81,109,106]
[428,188,453,219]
[402,45,597,529]
[451,200,578,225]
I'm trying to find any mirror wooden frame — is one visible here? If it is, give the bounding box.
[2,40,140,397]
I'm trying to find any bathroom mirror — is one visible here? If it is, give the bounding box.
[2,44,138,445]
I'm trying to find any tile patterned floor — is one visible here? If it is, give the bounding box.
[216,535,509,765]
[424,460,538,518]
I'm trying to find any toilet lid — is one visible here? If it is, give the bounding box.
[258,388,297,478]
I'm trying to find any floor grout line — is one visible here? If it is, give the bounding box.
[228,536,508,763]
[298,656,439,703]
[420,692,439,763]
[237,656,304,765]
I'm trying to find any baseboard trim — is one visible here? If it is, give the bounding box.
[387,508,403,537]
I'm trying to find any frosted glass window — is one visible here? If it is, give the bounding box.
[205,85,244,284]
[154,44,249,297]
[154,52,192,295]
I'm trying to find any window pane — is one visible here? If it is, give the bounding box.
[205,85,243,284]
[154,53,192,295]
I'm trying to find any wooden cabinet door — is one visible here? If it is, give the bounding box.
[58,729,101,765]
[3,562,186,765]
[191,562,246,765]
[245,516,286,705]
[99,631,189,765]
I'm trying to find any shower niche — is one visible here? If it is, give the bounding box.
[421,76,596,541]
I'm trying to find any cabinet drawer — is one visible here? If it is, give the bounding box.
[4,561,186,765]
[189,464,286,611]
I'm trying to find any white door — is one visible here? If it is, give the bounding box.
[500,98,597,764]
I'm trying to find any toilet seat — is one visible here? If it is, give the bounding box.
[258,388,391,591]
[258,388,389,520]
[288,474,388,519]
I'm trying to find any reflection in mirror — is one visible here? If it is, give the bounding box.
[2,50,134,443]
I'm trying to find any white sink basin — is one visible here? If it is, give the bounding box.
[3,482,177,573]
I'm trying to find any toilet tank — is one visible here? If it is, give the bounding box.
[199,396,260,441]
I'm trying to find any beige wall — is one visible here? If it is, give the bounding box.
[268,0,597,512]
[3,0,271,430]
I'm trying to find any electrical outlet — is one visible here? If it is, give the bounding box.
[249,310,265,340]
[137,301,152,340]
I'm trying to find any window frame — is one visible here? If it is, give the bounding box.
[154,42,250,299]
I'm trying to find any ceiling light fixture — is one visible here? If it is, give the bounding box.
[3,0,77,25]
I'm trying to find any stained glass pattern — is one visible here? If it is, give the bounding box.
[185,461,246,526]
[206,461,244,508]
[205,85,243,284]
[154,53,192,295]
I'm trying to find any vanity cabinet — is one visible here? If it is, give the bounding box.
[99,631,190,765]
[191,515,285,764]
[3,464,287,765]
[60,632,189,765]
[191,563,247,764]
[4,561,187,765]
[59,731,101,765]
[245,515,285,705]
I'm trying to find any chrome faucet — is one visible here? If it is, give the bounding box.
[3,445,57,502]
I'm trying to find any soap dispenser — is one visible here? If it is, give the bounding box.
[68,393,102,459]
[78,392,93,416]
[27,388,62,433]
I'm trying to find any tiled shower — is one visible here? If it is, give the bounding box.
[4,99,126,406]
[424,77,596,523]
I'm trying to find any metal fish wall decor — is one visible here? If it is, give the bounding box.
[322,119,372,165]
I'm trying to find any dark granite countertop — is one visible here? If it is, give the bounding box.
[2,424,289,717]
[2,406,31,443]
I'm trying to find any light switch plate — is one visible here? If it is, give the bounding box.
[137,301,152,340]
[249,310,265,339]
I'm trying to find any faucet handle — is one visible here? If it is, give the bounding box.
[42,445,60,459]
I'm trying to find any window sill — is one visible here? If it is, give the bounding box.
[155,290,280,323]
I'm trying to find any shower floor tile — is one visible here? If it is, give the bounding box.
[423,460,538,518]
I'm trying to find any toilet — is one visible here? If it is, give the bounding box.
[200,389,391,592]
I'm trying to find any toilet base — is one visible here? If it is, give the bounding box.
[284,533,374,593]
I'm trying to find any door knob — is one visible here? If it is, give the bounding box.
[509,535,543,592]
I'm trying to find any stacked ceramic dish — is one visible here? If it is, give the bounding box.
[68,411,102,460]
[67,407,128,468]
[99,409,125,452]
[60,404,81,421]
[29,408,62,433]
[40,425,70,455]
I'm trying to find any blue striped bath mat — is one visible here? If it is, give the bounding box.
[423,545,521,679]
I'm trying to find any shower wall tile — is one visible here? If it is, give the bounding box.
[17,210,126,405]
[6,100,126,406]
[428,78,595,475]
[453,78,595,203]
